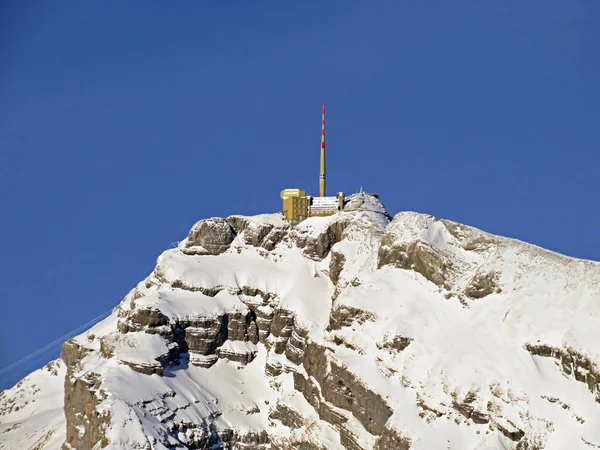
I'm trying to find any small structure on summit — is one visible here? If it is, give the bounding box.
[281,105,345,225]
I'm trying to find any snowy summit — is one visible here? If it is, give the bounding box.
[2,193,600,450]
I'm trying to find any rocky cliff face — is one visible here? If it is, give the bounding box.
[3,193,600,450]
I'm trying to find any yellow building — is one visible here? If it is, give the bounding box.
[281,189,310,225]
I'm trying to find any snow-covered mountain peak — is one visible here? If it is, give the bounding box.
[2,194,600,450]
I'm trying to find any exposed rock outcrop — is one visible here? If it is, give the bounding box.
[61,340,110,450]
[181,315,228,355]
[298,341,394,436]
[373,425,412,450]
[378,238,450,289]
[182,217,236,255]
[270,308,296,354]
[253,305,275,343]
[292,217,350,260]
[60,338,92,368]
[230,429,270,449]
[464,271,501,299]
[339,423,371,450]
[269,402,307,429]
[329,251,346,285]
[452,390,490,424]
[119,359,164,376]
[284,326,308,365]
[328,304,377,331]
[117,305,169,335]
[226,215,289,250]
[216,341,258,364]
[62,372,110,450]
[376,334,413,353]
[178,311,263,367]
[525,342,600,401]
[318,400,349,429]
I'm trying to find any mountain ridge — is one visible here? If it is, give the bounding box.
[2,193,600,450]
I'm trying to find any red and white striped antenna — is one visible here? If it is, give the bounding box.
[320,104,326,197]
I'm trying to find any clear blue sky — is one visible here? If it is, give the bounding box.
[1,1,599,389]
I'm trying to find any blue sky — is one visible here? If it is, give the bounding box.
[1,1,599,389]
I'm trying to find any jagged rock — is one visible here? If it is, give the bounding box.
[184,330,221,354]
[179,315,227,355]
[63,368,110,450]
[452,398,489,424]
[270,308,295,354]
[301,341,393,436]
[525,342,600,400]
[130,306,167,327]
[261,228,289,251]
[265,358,283,377]
[269,402,307,429]
[293,371,322,410]
[227,215,288,250]
[329,250,346,285]
[117,306,168,334]
[120,360,164,376]
[339,422,371,450]
[378,238,450,289]
[237,285,277,302]
[377,334,413,352]
[232,429,270,448]
[216,341,258,364]
[272,438,328,450]
[193,427,269,450]
[228,311,250,341]
[328,304,377,331]
[252,305,274,343]
[284,326,308,365]
[493,420,525,441]
[144,324,174,340]
[183,217,235,255]
[248,320,259,344]
[227,216,274,246]
[516,437,545,450]
[440,219,499,253]
[190,353,218,368]
[60,338,92,368]
[464,271,501,299]
[293,217,350,260]
[169,279,223,295]
[373,425,412,450]
[470,409,491,424]
[318,401,348,429]
[328,359,393,435]
[99,337,115,358]
[99,330,179,376]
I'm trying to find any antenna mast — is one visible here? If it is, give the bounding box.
[320,104,326,197]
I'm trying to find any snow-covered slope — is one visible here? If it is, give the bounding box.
[0,360,66,449]
[2,193,600,450]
